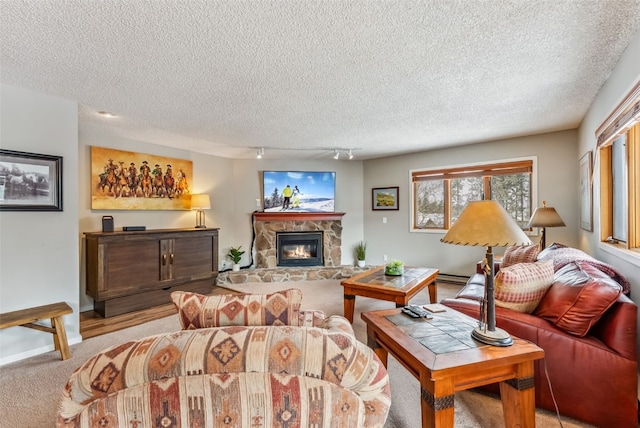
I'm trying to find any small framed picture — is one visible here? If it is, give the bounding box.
[0,149,63,211]
[372,186,399,210]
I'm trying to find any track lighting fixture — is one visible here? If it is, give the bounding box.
[251,147,356,159]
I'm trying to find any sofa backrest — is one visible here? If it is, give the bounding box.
[58,325,390,424]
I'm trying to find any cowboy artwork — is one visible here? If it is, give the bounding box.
[91,146,192,210]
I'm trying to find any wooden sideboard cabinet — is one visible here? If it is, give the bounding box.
[85,228,219,317]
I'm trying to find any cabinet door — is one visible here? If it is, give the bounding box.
[172,234,216,280]
[103,239,162,295]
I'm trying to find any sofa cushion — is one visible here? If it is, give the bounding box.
[501,244,540,268]
[494,259,554,313]
[534,261,623,337]
[171,288,302,329]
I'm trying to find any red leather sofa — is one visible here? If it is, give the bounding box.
[442,251,637,428]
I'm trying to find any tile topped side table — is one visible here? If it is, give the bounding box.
[340,266,439,323]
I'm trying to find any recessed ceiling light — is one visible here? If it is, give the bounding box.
[98,111,117,118]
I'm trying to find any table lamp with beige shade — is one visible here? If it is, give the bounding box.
[190,194,211,228]
[441,200,532,346]
[527,200,565,249]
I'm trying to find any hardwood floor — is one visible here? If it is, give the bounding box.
[80,285,240,339]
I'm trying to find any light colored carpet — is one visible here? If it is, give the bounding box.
[0,279,592,427]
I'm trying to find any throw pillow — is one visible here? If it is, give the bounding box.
[494,259,554,313]
[501,244,541,268]
[534,262,622,337]
[171,288,303,329]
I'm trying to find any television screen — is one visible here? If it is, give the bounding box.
[262,171,336,212]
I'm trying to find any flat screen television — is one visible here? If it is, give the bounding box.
[262,171,336,212]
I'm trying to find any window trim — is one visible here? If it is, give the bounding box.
[409,157,538,233]
[596,80,640,148]
[596,78,640,252]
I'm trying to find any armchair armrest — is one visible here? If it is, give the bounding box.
[299,309,326,327]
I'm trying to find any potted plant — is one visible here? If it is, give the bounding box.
[385,259,404,276]
[354,241,367,268]
[227,246,245,271]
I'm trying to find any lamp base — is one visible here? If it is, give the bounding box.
[471,326,514,347]
[194,210,207,229]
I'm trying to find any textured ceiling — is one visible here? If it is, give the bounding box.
[2,1,640,160]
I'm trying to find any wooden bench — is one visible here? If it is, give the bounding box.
[0,302,73,360]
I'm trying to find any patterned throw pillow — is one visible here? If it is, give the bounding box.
[501,245,541,268]
[171,289,303,329]
[494,260,554,313]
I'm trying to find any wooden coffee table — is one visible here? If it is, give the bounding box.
[361,307,544,428]
[340,266,438,323]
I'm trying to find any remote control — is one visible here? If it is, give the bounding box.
[405,305,433,318]
[401,308,420,318]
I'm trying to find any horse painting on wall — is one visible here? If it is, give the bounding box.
[0,149,62,211]
[91,146,193,210]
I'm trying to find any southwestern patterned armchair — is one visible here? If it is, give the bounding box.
[57,289,391,427]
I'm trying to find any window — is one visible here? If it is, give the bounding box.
[411,159,534,231]
[597,84,640,251]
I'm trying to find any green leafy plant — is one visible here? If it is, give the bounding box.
[385,259,404,276]
[354,241,367,261]
[227,246,245,264]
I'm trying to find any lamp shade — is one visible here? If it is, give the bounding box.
[527,201,565,228]
[441,200,531,247]
[191,194,211,210]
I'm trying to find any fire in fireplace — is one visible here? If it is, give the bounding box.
[276,231,323,267]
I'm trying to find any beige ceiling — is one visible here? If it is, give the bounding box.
[2,1,640,160]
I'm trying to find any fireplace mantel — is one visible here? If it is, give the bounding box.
[253,212,346,222]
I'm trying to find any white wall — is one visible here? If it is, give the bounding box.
[578,28,640,324]
[0,84,80,365]
[362,130,579,276]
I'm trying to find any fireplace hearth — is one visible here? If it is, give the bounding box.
[277,232,323,267]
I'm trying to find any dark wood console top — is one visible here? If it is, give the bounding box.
[84,227,220,237]
[253,212,346,221]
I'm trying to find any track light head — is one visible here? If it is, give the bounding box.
[348,149,354,160]
[333,150,340,160]
[256,148,264,159]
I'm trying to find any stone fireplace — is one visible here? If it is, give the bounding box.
[216,212,367,284]
[253,212,345,269]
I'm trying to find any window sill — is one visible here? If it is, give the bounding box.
[598,242,640,267]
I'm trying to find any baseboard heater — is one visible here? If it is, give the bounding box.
[436,273,470,286]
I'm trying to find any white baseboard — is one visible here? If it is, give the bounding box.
[0,334,82,367]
